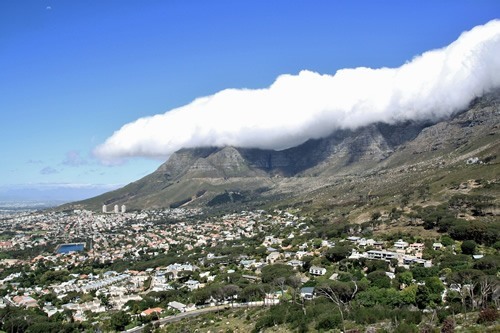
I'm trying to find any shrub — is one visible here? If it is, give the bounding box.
[477,307,499,324]
[440,317,455,333]
[315,313,341,330]
[394,322,418,333]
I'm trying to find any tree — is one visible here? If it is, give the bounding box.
[478,276,500,309]
[416,285,430,309]
[367,270,391,289]
[261,264,294,284]
[110,311,130,331]
[325,245,352,263]
[400,284,417,305]
[241,284,266,302]
[425,276,445,304]
[440,236,454,247]
[316,280,358,333]
[461,240,476,255]
[371,211,381,221]
[396,271,413,288]
[99,293,112,310]
[451,269,484,319]
[473,255,500,275]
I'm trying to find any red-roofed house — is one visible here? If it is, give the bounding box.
[141,307,163,317]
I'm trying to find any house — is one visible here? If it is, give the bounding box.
[357,238,375,247]
[409,243,424,252]
[266,252,281,264]
[239,259,256,268]
[432,243,443,250]
[141,307,163,317]
[393,239,409,250]
[168,301,187,312]
[12,295,38,308]
[309,266,327,276]
[242,275,260,282]
[184,279,201,290]
[349,250,362,260]
[300,287,315,300]
[286,259,304,269]
[366,250,398,261]
[295,251,309,259]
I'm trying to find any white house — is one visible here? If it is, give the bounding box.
[394,239,409,250]
[287,259,304,269]
[267,252,281,264]
[167,301,186,312]
[432,243,443,250]
[309,266,327,276]
[184,279,201,291]
[366,250,398,260]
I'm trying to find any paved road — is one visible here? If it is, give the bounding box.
[125,301,274,333]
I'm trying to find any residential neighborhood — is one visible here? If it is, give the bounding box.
[0,205,497,331]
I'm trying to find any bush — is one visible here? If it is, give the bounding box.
[315,313,341,330]
[394,322,418,333]
[441,317,455,333]
[477,307,499,324]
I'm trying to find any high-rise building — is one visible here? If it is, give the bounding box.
[121,204,126,213]
[114,204,119,214]
[102,204,107,213]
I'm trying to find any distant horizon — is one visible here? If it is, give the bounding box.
[0,183,122,203]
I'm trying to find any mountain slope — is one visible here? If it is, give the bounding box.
[66,90,500,212]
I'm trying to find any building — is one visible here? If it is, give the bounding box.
[267,252,281,264]
[102,205,107,213]
[432,243,443,250]
[114,205,119,214]
[121,205,126,213]
[167,301,187,312]
[366,250,398,260]
[409,243,424,252]
[12,295,38,308]
[287,259,304,269]
[141,307,163,317]
[300,287,315,300]
[394,239,409,250]
[309,266,327,276]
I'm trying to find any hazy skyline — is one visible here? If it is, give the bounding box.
[1,1,499,201]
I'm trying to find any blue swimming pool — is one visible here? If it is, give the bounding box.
[57,243,85,254]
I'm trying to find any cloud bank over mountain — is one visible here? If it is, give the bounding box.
[95,20,500,162]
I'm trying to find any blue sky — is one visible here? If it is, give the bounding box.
[1,1,499,201]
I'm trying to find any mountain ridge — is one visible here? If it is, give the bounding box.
[64,90,500,212]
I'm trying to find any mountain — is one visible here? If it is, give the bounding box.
[66,90,500,212]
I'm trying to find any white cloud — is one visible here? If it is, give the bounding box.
[95,20,500,162]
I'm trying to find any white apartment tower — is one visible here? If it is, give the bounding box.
[114,204,119,214]
[102,204,107,213]
[121,204,126,213]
